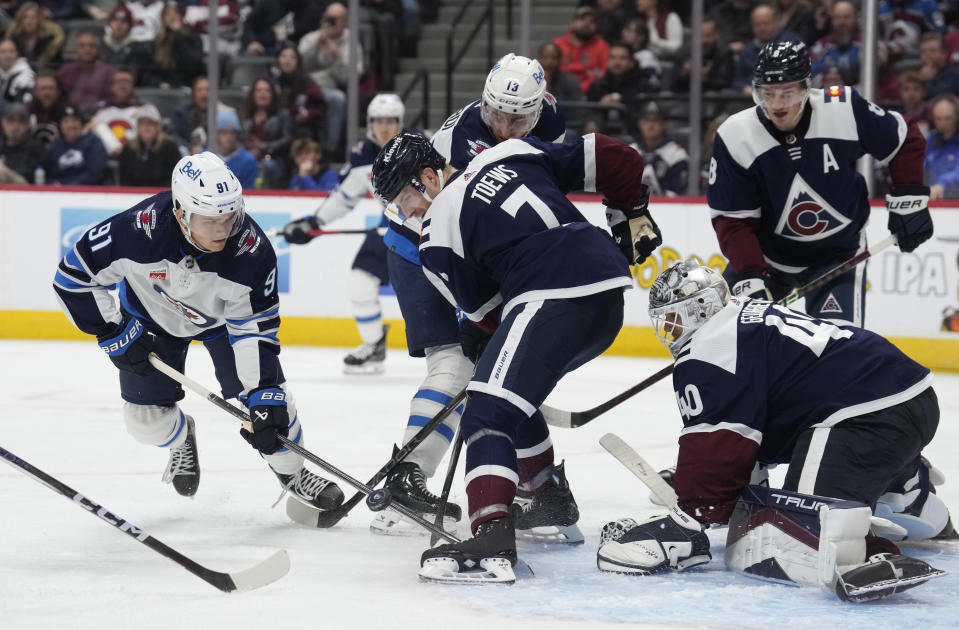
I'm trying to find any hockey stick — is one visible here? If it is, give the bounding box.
[430,427,465,546]
[541,234,899,428]
[146,354,463,542]
[598,433,678,508]
[265,226,387,238]
[0,445,290,593]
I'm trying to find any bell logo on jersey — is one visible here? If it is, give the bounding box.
[774,174,851,241]
[152,284,217,327]
[134,203,157,238]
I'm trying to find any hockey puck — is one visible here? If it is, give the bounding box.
[366,488,392,512]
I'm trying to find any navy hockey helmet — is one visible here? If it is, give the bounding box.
[371,132,446,204]
[753,40,811,87]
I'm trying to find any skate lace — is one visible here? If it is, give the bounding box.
[161,441,196,484]
[347,340,379,361]
[272,469,331,508]
[409,467,441,501]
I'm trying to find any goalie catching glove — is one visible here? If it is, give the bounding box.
[604,188,662,265]
[240,386,289,454]
[597,505,711,574]
[886,184,933,253]
[729,268,792,302]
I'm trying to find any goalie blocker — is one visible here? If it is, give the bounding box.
[725,485,946,602]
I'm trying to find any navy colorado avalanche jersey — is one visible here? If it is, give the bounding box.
[53,191,283,394]
[671,298,933,523]
[419,135,631,324]
[708,87,914,272]
[431,93,566,169]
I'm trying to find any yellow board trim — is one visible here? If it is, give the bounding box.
[3,310,958,371]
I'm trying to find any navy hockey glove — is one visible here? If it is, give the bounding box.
[604,188,662,265]
[458,317,491,364]
[241,386,289,454]
[597,505,711,575]
[96,316,157,376]
[730,269,791,302]
[887,184,933,253]
[283,215,322,245]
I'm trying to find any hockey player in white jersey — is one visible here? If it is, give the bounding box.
[369,55,579,538]
[598,260,950,601]
[708,41,933,326]
[53,152,344,512]
[282,94,407,374]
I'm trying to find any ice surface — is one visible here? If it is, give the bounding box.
[2,341,957,629]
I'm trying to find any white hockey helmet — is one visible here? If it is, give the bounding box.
[481,53,547,137]
[171,151,245,251]
[366,93,405,142]
[648,260,730,357]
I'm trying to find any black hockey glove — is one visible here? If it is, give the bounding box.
[887,184,933,253]
[604,188,662,265]
[96,316,157,376]
[241,386,290,454]
[729,268,792,302]
[282,215,322,245]
[458,317,492,364]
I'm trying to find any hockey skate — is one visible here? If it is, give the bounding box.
[161,415,200,497]
[343,324,390,374]
[835,553,946,602]
[275,467,344,511]
[512,461,584,545]
[370,462,462,536]
[419,516,518,584]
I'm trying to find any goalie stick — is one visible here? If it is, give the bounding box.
[541,234,898,428]
[0,445,289,593]
[146,354,462,540]
[598,433,678,508]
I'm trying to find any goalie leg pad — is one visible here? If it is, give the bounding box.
[725,485,870,587]
[597,507,711,575]
[876,457,952,540]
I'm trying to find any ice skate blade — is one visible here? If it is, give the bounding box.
[370,509,458,537]
[285,495,335,528]
[516,523,585,545]
[418,557,517,585]
[343,362,385,375]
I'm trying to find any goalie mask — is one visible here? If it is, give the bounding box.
[481,53,547,140]
[366,93,405,145]
[752,41,811,129]
[171,151,245,252]
[648,261,729,356]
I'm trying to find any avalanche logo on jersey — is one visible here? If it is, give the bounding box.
[467,138,492,158]
[134,203,157,239]
[235,228,261,257]
[152,284,217,327]
[820,293,843,314]
[774,174,851,241]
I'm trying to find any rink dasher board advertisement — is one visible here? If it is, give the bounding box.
[1,187,957,370]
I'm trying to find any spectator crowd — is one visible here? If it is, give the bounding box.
[0,0,956,196]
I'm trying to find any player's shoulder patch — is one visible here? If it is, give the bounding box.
[543,91,558,113]
[822,85,849,104]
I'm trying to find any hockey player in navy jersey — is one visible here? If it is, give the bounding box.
[53,152,344,513]
[708,41,934,326]
[597,260,951,601]
[368,55,580,538]
[372,131,660,583]
[281,94,406,374]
